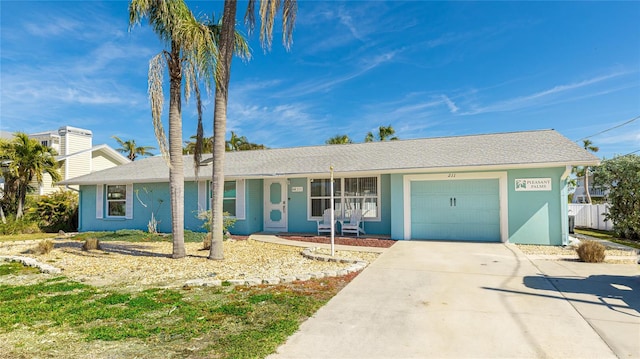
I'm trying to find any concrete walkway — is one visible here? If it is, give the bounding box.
[268,241,640,359]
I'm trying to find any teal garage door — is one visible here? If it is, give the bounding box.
[410,179,500,241]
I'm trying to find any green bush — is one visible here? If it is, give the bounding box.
[594,155,640,240]
[0,216,41,235]
[576,240,606,263]
[28,190,78,233]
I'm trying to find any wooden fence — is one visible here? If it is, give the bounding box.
[568,204,614,231]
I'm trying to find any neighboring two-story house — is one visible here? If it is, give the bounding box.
[572,174,606,203]
[18,126,130,195]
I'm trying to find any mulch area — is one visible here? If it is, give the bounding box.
[275,234,396,248]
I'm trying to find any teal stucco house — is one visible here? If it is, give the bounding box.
[60,130,599,246]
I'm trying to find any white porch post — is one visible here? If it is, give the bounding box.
[330,165,335,256]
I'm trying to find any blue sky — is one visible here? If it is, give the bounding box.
[1,1,639,160]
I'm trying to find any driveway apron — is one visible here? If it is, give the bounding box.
[269,241,640,359]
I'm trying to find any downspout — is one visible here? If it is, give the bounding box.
[560,165,572,246]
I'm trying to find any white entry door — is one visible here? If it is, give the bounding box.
[264,179,287,232]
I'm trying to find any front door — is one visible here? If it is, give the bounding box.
[264,179,287,232]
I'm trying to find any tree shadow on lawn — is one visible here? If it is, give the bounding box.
[45,240,172,258]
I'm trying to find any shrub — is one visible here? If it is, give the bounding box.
[0,216,41,235]
[27,190,78,233]
[576,240,606,263]
[31,239,54,255]
[203,232,213,250]
[197,210,236,248]
[82,238,101,251]
[594,155,640,240]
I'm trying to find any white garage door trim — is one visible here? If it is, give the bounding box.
[403,172,509,242]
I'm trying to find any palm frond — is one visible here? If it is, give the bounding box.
[148,52,170,165]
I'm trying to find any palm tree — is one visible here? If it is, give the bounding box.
[365,125,399,142]
[326,134,353,145]
[129,0,217,259]
[184,135,213,154]
[225,131,248,151]
[581,139,599,204]
[208,0,297,260]
[112,136,155,161]
[0,133,61,219]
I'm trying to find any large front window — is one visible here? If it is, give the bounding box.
[309,176,379,219]
[106,185,126,217]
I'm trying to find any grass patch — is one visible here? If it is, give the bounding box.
[0,273,358,358]
[71,230,206,243]
[0,262,41,276]
[575,228,640,249]
[0,233,57,242]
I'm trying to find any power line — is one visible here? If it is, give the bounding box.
[577,114,640,142]
[624,149,639,156]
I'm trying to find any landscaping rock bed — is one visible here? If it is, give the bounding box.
[0,238,379,288]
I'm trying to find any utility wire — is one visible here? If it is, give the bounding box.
[577,114,640,142]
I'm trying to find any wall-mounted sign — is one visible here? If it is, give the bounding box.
[515,178,552,191]
[291,186,303,193]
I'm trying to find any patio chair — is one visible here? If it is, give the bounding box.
[341,209,366,237]
[317,209,335,235]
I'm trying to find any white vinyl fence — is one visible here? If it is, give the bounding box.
[568,204,614,231]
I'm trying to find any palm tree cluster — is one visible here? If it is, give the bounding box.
[183,131,266,154]
[0,133,61,221]
[130,0,296,259]
[326,125,399,145]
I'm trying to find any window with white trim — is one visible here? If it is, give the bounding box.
[205,180,244,218]
[223,181,237,216]
[309,176,379,220]
[106,185,127,217]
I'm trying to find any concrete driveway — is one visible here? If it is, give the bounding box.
[269,241,640,359]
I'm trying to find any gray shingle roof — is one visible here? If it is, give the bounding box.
[59,130,599,185]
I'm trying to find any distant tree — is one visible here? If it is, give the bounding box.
[594,154,640,240]
[225,131,248,151]
[365,125,399,142]
[0,133,61,219]
[577,139,599,203]
[184,135,213,154]
[112,136,155,161]
[326,134,353,145]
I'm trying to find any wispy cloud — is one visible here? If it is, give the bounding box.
[460,71,631,115]
[274,51,398,97]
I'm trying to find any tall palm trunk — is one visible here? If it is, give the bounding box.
[209,0,238,260]
[583,167,592,204]
[168,42,186,259]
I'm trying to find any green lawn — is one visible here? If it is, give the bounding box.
[0,261,355,358]
[575,228,640,250]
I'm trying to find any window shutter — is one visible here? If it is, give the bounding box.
[96,185,103,218]
[235,179,245,220]
[125,184,133,219]
[198,180,207,212]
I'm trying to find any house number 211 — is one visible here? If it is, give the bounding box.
[447,173,456,178]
